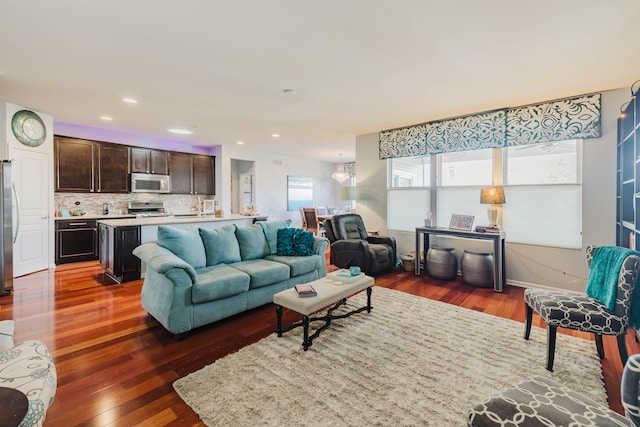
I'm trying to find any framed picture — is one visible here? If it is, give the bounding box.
[449,214,474,231]
[287,175,313,211]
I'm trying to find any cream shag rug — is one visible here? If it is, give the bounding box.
[174,287,608,426]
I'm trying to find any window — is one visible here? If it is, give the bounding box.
[388,156,430,188]
[504,140,582,248]
[387,156,430,231]
[440,149,492,187]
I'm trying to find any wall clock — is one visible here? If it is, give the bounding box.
[11,110,46,147]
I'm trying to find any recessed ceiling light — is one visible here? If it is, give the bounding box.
[237,141,245,145]
[122,97,138,104]
[272,133,280,138]
[168,128,193,135]
[100,115,113,121]
[283,89,295,95]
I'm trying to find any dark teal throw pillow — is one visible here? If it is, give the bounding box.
[276,228,295,256]
[292,229,315,256]
[276,228,314,256]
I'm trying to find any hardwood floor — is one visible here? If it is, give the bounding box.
[1,261,636,426]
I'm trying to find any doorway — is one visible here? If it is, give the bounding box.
[230,159,255,214]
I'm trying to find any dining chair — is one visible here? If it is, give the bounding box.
[327,207,338,214]
[524,245,640,371]
[302,207,324,235]
[299,207,307,229]
[316,206,328,216]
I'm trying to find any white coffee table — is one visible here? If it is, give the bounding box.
[273,270,375,351]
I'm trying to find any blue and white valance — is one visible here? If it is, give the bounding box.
[379,93,601,159]
[379,124,427,159]
[505,93,601,146]
[425,110,505,154]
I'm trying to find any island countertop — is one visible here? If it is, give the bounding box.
[97,213,265,227]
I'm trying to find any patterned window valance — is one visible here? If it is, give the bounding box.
[379,93,601,159]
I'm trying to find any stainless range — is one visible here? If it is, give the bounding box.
[127,201,173,218]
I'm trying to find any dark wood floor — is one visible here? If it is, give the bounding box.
[1,260,636,426]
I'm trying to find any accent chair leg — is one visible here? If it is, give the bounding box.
[524,304,533,340]
[546,326,557,372]
[617,333,629,367]
[594,333,604,359]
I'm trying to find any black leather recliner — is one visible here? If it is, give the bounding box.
[324,214,397,275]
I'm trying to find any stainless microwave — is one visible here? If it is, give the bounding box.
[131,173,170,193]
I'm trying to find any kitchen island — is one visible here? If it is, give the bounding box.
[98,214,265,283]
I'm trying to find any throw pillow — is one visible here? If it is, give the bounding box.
[157,226,206,268]
[257,219,292,255]
[292,228,315,256]
[199,225,241,266]
[276,228,295,256]
[235,224,270,260]
[276,228,315,256]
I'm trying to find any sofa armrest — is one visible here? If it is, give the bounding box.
[133,242,198,284]
[312,236,329,256]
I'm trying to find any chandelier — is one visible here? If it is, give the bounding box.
[332,153,350,183]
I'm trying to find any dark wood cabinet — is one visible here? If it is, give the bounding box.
[55,135,215,196]
[99,223,141,283]
[131,148,168,175]
[55,137,94,192]
[55,136,130,193]
[96,143,129,193]
[55,219,98,264]
[169,152,193,194]
[193,155,215,195]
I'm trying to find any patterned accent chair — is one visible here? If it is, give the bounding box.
[524,246,640,371]
[0,320,57,427]
[467,353,640,426]
[324,214,397,275]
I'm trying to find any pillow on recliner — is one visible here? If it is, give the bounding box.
[157,226,206,268]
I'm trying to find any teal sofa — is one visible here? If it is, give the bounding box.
[132,220,328,337]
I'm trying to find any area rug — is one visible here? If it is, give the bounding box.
[173,287,607,426]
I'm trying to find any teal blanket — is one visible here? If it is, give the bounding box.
[586,246,640,327]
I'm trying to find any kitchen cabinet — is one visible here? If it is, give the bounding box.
[131,147,168,175]
[193,154,215,195]
[55,136,130,193]
[99,223,141,283]
[96,143,129,193]
[169,152,193,194]
[55,137,94,192]
[55,219,99,264]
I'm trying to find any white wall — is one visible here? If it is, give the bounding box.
[219,145,341,228]
[356,88,628,291]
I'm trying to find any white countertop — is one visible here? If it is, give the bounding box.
[96,213,264,227]
[55,214,136,221]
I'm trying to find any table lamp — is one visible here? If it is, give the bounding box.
[480,187,505,226]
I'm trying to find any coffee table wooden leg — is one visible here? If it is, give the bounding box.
[302,315,311,351]
[366,287,372,313]
[276,305,283,337]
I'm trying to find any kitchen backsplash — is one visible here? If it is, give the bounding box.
[54,193,216,216]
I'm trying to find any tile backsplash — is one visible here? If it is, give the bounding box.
[54,193,216,216]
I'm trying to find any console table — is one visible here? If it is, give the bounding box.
[415,227,506,292]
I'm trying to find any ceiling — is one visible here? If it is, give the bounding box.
[1,1,639,163]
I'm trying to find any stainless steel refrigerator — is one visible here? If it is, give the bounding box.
[0,160,12,296]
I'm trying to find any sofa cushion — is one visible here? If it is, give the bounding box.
[199,225,241,266]
[265,254,323,277]
[235,224,270,260]
[157,226,206,269]
[258,219,292,255]
[229,259,290,289]
[192,264,251,304]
